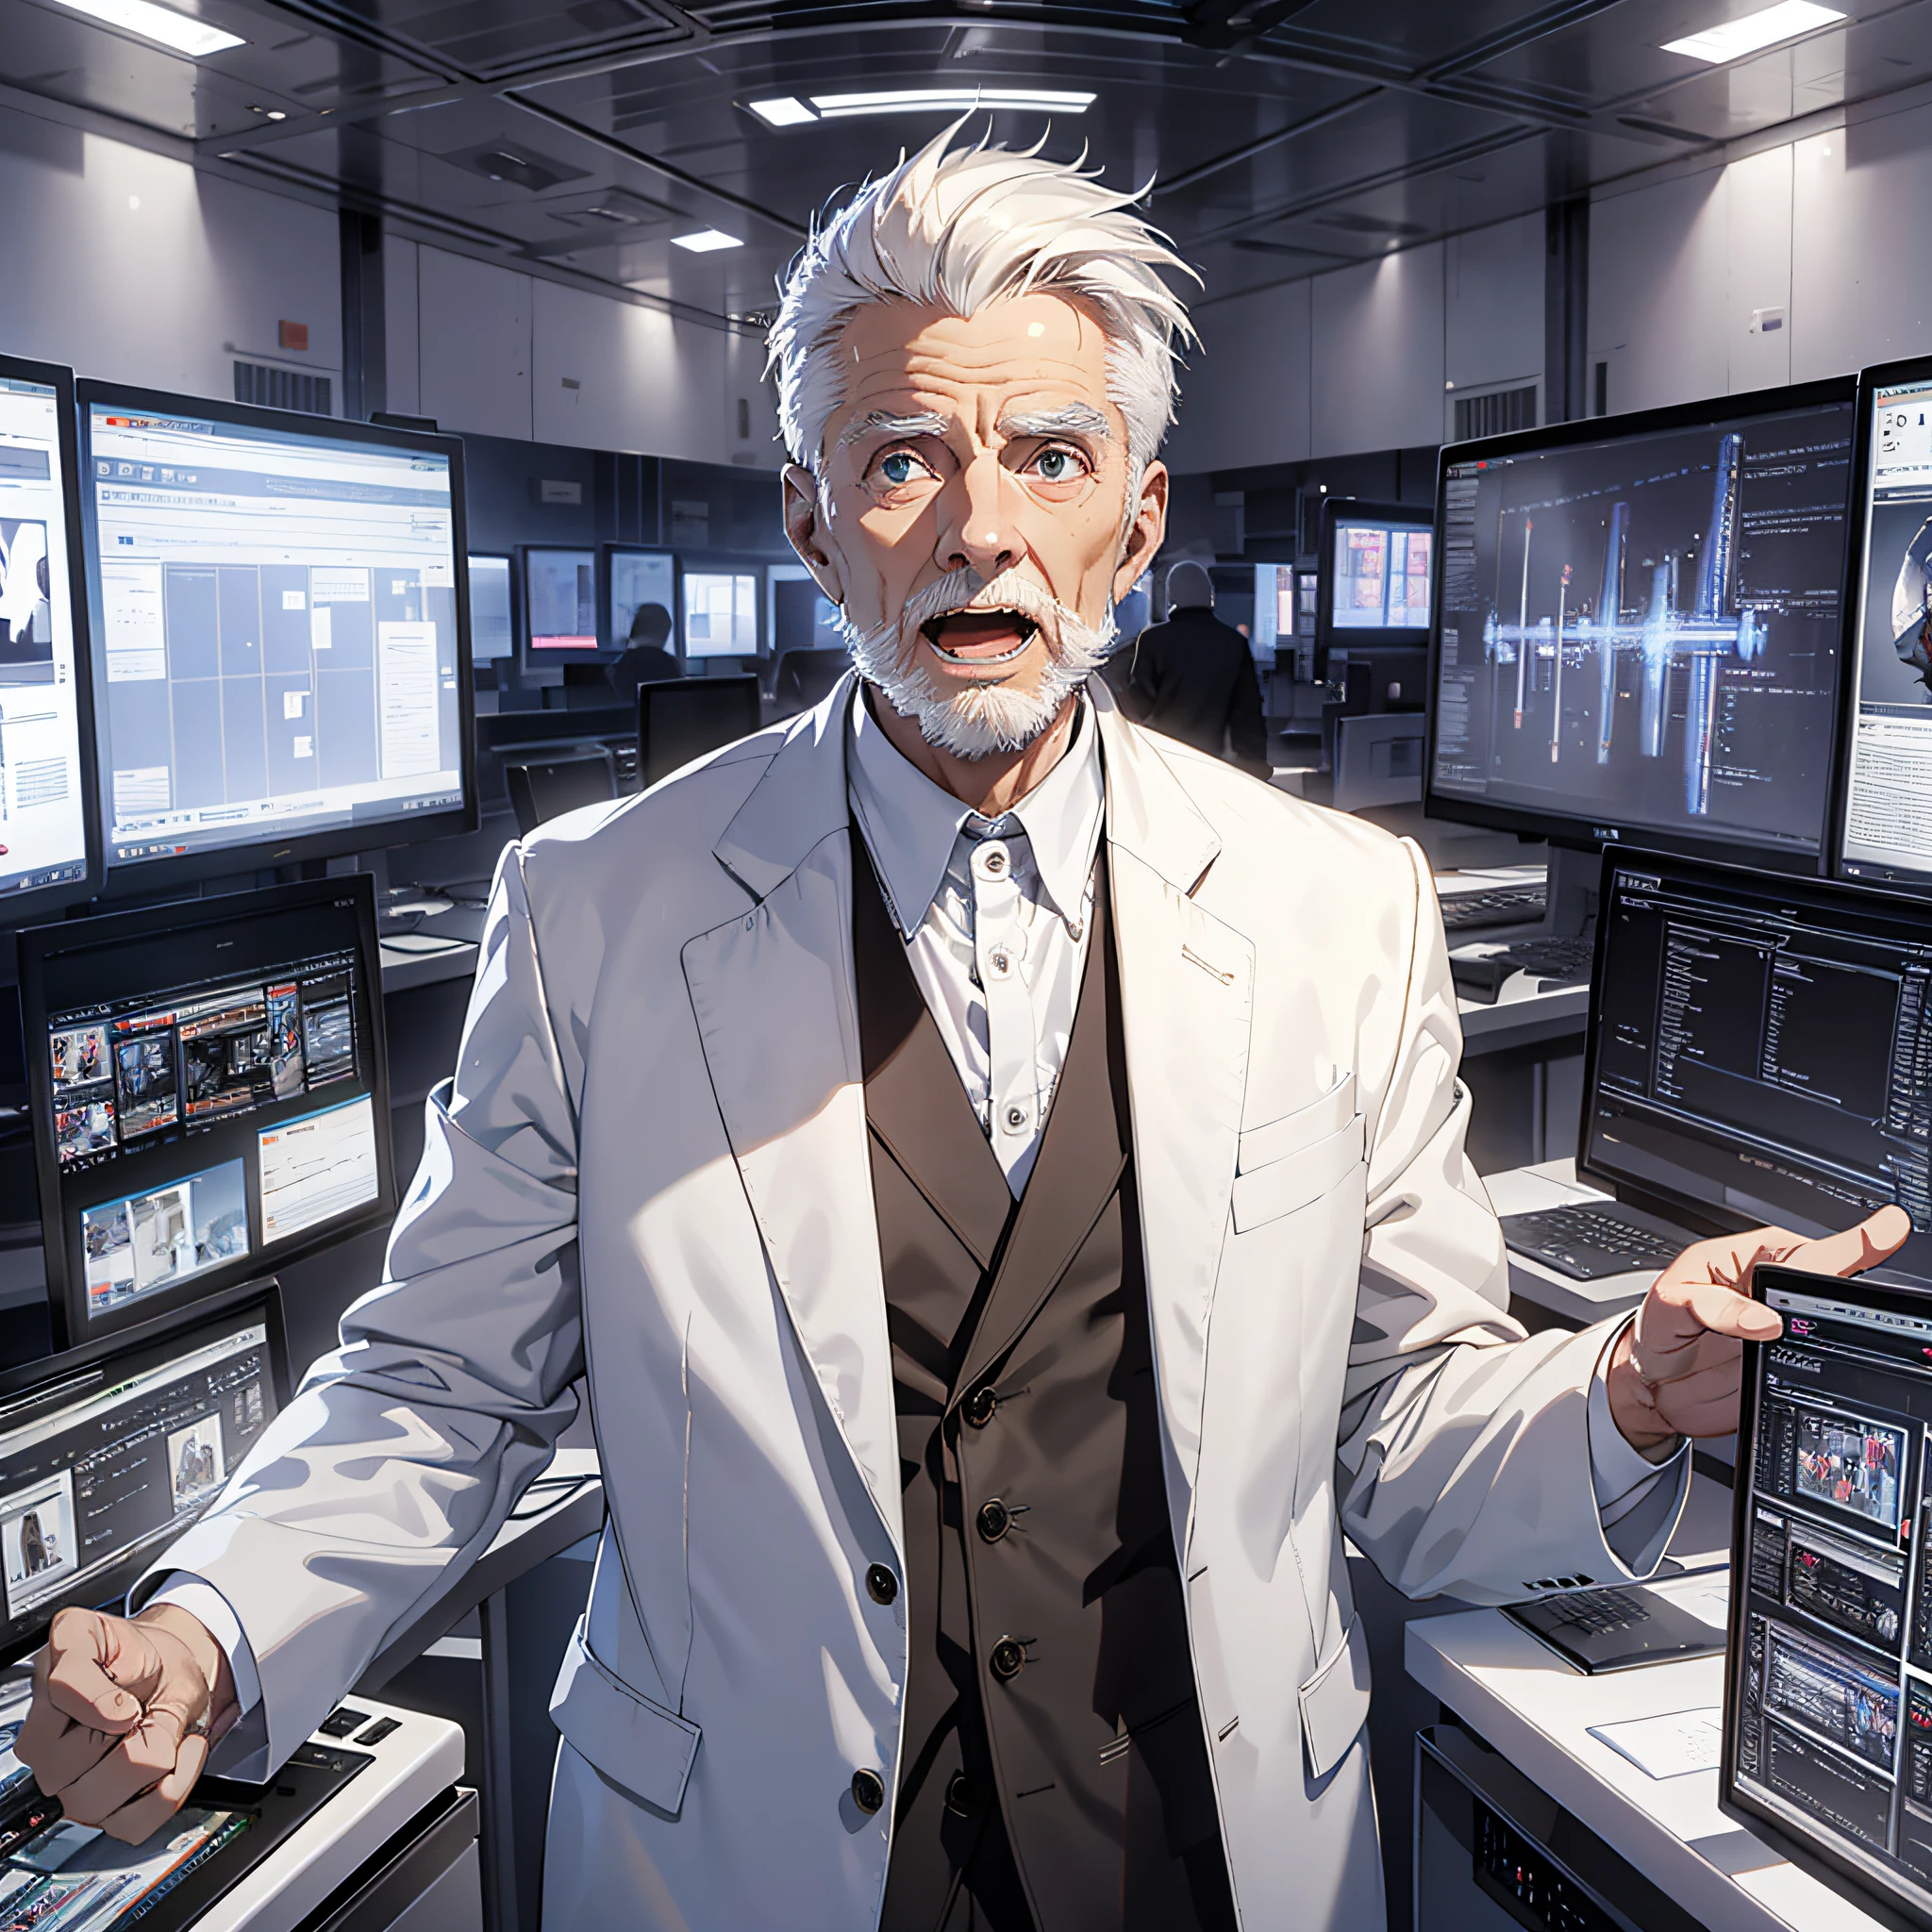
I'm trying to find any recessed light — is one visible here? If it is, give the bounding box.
[673,228,742,253]
[50,0,244,55]
[1661,0,1843,64]
[806,87,1094,120]
[748,96,816,127]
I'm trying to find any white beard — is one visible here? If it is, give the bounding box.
[841,568,1117,759]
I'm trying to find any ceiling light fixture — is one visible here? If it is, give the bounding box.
[1661,0,1843,64]
[673,228,742,253]
[50,0,244,55]
[805,86,1094,120]
[748,96,817,127]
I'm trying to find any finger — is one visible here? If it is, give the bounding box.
[94,1732,207,1846]
[1786,1205,1914,1278]
[1676,1278,1780,1344]
[15,1715,117,1800]
[44,1641,142,1736]
[56,1708,189,1826]
[1651,1357,1744,1414]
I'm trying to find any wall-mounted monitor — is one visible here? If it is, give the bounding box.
[0,356,98,918]
[523,545,599,656]
[1424,376,1857,868]
[468,553,514,663]
[608,546,675,658]
[77,384,475,889]
[683,568,758,659]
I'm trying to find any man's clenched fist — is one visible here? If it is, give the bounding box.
[16,1604,235,1843]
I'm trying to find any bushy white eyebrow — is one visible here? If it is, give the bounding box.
[998,403,1111,441]
[837,408,952,452]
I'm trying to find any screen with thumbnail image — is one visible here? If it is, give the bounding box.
[1331,518,1432,631]
[26,881,390,1337]
[684,572,757,658]
[525,547,597,651]
[1724,1276,1932,1925]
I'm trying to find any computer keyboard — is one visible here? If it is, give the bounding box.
[1500,1204,1686,1280]
[1499,934,1594,982]
[1506,1584,1724,1674]
[1439,883,1548,931]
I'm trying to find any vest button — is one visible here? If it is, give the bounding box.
[864,1563,898,1606]
[963,1385,998,1428]
[976,1499,1011,1543]
[851,1768,887,1815]
[945,1771,974,1815]
[990,1636,1025,1681]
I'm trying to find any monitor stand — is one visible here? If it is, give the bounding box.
[1538,843,1600,940]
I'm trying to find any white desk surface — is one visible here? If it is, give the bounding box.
[1407,1573,1898,1932]
[1484,1158,1662,1324]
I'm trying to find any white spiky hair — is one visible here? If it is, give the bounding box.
[768,121,1197,473]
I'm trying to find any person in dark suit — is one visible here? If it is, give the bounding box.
[610,602,681,709]
[1126,560,1271,776]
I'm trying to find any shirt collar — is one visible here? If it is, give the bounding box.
[846,682,1105,941]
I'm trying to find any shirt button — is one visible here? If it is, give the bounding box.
[978,845,1008,876]
[945,1771,974,1815]
[865,1563,898,1606]
[976,1499,1011,1543]
[851,1768,887,1815]
[987,946,1011,977]
[990,1637,1025,1682]
[964,1385,998,1428]
[1001,1103,1028,1134]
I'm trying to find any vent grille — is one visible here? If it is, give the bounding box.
[1454,383,1538,441]
[234,360,331,416]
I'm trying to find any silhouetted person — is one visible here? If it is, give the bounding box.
[1127,561,1270,777]
[611,602,681,709]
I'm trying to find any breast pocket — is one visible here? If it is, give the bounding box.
[1232,1075,1363,1235]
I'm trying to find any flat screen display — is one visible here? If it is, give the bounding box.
[468,554,512,662]
[0,363,92,908]
[525,546,596,652]
[609,548,675,654]
[1840,368,1932,891]
[684,571,757,658]
[1429,385,1855,862]
[80,390,469,876]
[1332,521,1431,631]
[20,876,392,1345]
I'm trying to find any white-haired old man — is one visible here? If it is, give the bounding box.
[18,129,1907,1931]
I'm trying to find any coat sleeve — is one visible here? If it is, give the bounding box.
[130,841,587,1774]
[1332,838,1687,1605]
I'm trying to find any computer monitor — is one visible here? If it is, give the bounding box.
[640,675,761,788]
[1252,563,1295,657]
[1838,358,1932,893]
[0,1284,289,1665]
[0,356,97,919]
[682,567,758,660]
[1724,1264,1932,1925]
[1315,497,1433,688]
[608,545,675,657]
[468,553,514,663]
[523,545,599,658]
[76,384,475,888]
[1579,849,1932,1284]
[18,875,393,1348]
[1426,377,1857,870]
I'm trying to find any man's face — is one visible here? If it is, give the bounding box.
[783,292,1165,731]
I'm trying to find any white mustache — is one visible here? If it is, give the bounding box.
[895,570,1074,659]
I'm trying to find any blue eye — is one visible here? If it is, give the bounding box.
[1035,449,1076,481]
[879,452,917,485]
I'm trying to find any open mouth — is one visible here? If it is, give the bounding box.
[919,608,1040,666]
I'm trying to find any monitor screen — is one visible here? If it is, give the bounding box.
[1332,520,1431,632]
[468,554,513,662]
[1252,564,1295,655]
[1429,384,1856,863]
[1582,854,1932,1288]
[0,1294,285,1664]
[610,548,675,655]
[1726,1269,1932,1924]
[1840,369,1932,891]
[79,390,470,879]
[19,876,392,1346]
[684,572,757,658]
[525,546,597,652]
[0,363,92,910]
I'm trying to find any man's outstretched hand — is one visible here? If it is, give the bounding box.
[1608,1205,1913,1452]
[15,1604,236,1842]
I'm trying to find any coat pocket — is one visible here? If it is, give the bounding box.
[1297,1612,1372,1782]
[549,1613,702,1816]
[1237,1073,1357,1174]
[1230,1113,1364,1234]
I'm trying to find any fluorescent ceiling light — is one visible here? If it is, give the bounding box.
[808,87,1094,119]
[1661,0,1843,63]
[673,228,742,253]
[50,0,244,54]
[749,96,817,127]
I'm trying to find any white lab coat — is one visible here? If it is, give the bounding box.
[140,673,1683,1929]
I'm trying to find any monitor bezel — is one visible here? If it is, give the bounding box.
[1421,375,1859,869]
[0,1280,291,1671]
[603,542,679,659]
[1574,843,1932,1255]
[17,873,396,1350]
[1314,495,1435,677]
[1721,1260,1932,1931]
[465,549,518,667]
[1830,351,1932,898]
[519,541,607,667]
[75,381,477,891]
[0,354,104,924]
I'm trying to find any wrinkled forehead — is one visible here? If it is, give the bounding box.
[825,292,1124,450]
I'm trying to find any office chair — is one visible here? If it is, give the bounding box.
[639,675,762,789]
[772,647,849,718]
[505,751,620,836]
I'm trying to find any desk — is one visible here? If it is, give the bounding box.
[1484,1158,1661,1327]
[1407,1572,1897,1932]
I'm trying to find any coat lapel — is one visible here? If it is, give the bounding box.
[1094,690,1254,1537]
[681,674,905,1557]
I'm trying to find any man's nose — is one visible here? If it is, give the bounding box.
[940,453,1023,581]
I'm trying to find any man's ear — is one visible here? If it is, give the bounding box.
[783,463,846,607]
[1112,458,1169,603]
